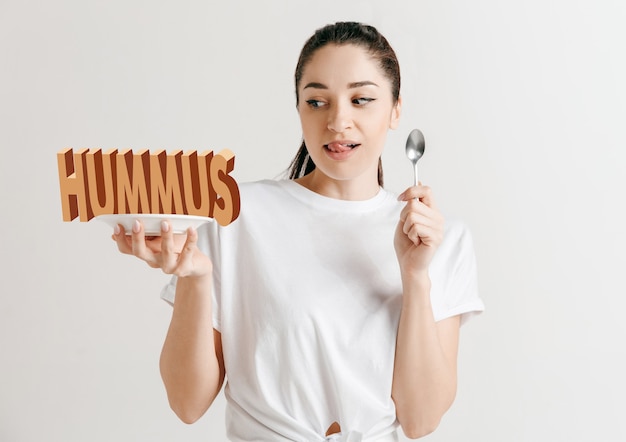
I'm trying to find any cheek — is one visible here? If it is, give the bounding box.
[369,112,393,135]
[301,118,328,147]
[300,120,316,141]
[299,110,318,130]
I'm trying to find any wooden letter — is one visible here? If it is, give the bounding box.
[182,150,215,217]
[86,148,118,216]
[150,150,185,214]
[210,149,240,226]
[57,148,92,221]
[117,149,151,214]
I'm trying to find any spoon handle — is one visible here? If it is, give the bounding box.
[413,162,419,187]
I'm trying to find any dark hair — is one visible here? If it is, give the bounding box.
[287,22,401,187]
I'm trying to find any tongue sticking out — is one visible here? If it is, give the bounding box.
[326,142,357,153]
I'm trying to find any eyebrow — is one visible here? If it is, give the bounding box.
[303,81,379,90]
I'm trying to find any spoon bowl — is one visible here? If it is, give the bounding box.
[405,129,425,186]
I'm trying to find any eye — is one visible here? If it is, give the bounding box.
[352,97,376,106]
[305,99,327,109]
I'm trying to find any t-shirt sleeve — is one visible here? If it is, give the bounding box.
[159,220,222,331]
[430,220,484,325]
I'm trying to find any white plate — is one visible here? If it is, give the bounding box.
[96,214,213,235]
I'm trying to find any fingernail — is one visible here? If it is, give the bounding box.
[133,220,141,233]
[161,221,170,233]
[114,224,120,235]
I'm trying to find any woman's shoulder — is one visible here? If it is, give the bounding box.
[234,179,296,216]
[236,179,290,201]
[238,178,282,192]
[443,215,472,237]
[436,215,476,262]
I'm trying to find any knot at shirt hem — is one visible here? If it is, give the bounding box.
[325,431,362,442]
[324,430,398,442]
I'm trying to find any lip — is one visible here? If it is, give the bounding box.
[323,139,361,160]
[324,140,361,149]
[324,139,360,148]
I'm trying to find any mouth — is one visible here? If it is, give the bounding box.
[324,141,361,153]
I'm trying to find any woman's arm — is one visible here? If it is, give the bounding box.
[392,186,459,439]
[392,273,460,438]
[160,275,225,423]
[113,220,225,423]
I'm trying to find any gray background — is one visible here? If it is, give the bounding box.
[1,0,625,441]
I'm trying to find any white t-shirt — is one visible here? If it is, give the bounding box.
[161,179,484,442]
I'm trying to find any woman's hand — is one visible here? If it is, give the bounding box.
[112,220,212,278]
[394,185,445,278]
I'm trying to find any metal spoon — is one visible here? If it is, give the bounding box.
[405,129,425,186]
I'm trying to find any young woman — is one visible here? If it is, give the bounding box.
[113,22,483,442]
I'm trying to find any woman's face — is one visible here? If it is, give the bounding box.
[297,44,401,195]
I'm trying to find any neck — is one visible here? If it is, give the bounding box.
[295,169,380,201]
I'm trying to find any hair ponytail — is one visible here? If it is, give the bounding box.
[288,141,316,180]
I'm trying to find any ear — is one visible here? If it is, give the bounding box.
[389,95,402,130]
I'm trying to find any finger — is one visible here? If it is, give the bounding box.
[160,220,179,273]
[175,227,199,277]
[399,199,442,225]
[405,222,422,246]
[405,222,435,247]
[131,220,157,264]
[400,203,445,245]
[398,185,437,208]
[402,215,432,246]
[401,211,437,236]
[407,215,444,245]
[409,226,420,246]
[398,184,432,202]
[112,224,133,255]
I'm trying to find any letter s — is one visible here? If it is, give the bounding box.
[210,149,240,226]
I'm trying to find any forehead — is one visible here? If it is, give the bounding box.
[300,44,387,86]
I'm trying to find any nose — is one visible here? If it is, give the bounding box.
[327,102,352,133]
